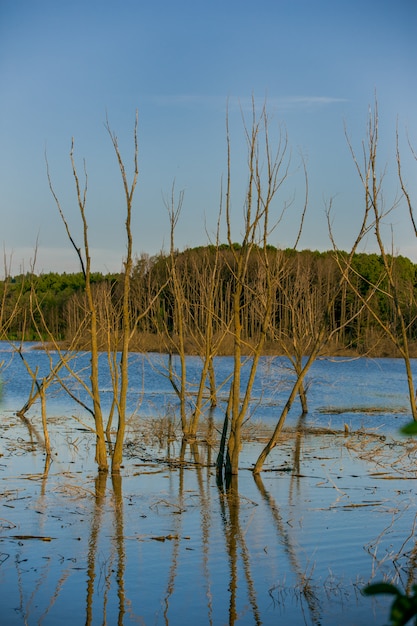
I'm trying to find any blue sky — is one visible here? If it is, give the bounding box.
[1,0,416,275]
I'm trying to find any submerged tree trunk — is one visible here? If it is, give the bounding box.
[217,99,303,480]
[253,348,320,474]
[46,114,140,472]
[89,308,108,471]
[107,113,138,472]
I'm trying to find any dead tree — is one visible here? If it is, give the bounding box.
[45,113,139,471]
[253,192,377,474]
[158,188,228,441]
[216,99,305,480]
[338,100,417,420]
[105,114,138,472]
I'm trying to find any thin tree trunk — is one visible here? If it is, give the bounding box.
[40,383,51,458]
[253,347,320,474]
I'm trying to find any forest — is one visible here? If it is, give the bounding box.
[2,246,417,358]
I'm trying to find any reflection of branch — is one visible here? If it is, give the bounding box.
[41,452,52,496]
[239,524,261,625]
[403,513,417,593]
[253,472,322,624]
[191,442,214,622]
[218,476,261,625]
[163,528,181,624]
[14,545,71,623]
[289,412,307,500]
[366,504,416,587]
[14,390,44,447]
[162,443,185,624]
[111,473,126,622]
[85,472,107,625]
[39,568,72,622]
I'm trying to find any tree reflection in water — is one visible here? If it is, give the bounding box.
[218,474,262,625]
[85,472,107,624]
[3,413,415,625]
[85,471,126,625]
[112,472,126,625]
[253,473,322,625]
[254,411,322,623]
[161,440,214,623]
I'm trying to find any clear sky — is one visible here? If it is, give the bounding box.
[1,0,416,276]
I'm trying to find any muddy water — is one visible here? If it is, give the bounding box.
[0,411,416,625]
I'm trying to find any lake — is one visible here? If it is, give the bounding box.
[0,342,416,624]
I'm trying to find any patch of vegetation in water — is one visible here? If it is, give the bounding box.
[318,405,408,415]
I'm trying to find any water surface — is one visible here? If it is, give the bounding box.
[0,344,416,624]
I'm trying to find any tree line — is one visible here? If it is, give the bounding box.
[2,247,416,357]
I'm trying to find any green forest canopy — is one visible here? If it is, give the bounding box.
[1,246,416,356]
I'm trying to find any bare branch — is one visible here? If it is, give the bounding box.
[396,122,417,238]
[45,147,86,279]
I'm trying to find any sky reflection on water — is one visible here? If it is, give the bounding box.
[1,411,416,624]
[0,343,415,433]
[0,345,416,623]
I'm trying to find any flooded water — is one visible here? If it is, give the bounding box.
[0,343,416,624]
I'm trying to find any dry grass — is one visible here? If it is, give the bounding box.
[343,431,417,477]
[37,332,417,359]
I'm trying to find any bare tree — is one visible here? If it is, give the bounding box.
[45,113,139,471]
[46,143,107,469]
[185,238,229,436]
[105,114,138,472]
[336,100,417,420]
[272,253,324,414]
[253,191,378,474]
[165,185,188,433]
[157,187,228,441]
[216,99,304,480]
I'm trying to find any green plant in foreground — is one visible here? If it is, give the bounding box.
[401,422,417,436]
[363,583,417,626]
